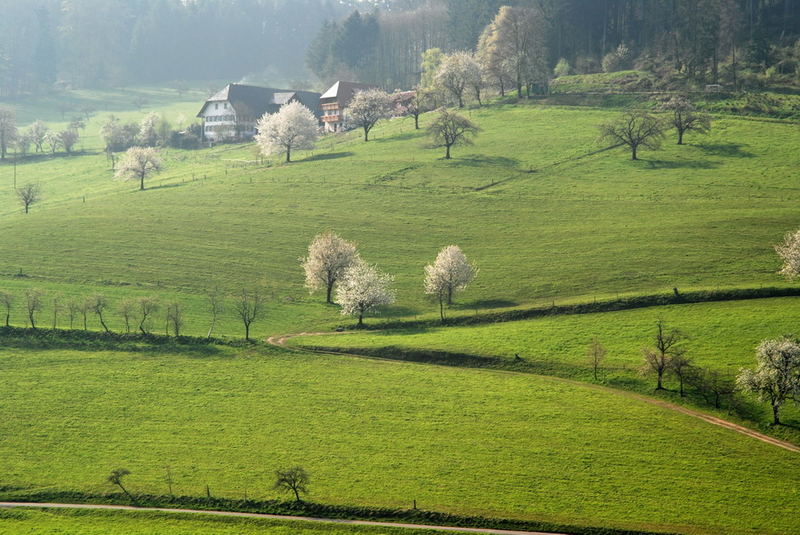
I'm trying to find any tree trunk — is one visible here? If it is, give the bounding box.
[118,483,135,503]
[414,115,419,130]
[24,204,29,214]
[99,313,110,333]
[364,126,370,142]
[293,487,301,502]
[499,79,505,97]
[286,146,291,163]
[445,144,451,159]
[678,377,684,397]
[439,296,444,323]
[29,313,36,330]
[5,312,9,326]
[458,94,464,108]
[656,370,664,390]
[357,313,363,327]
[447,285,453,305]
[631,145,638,160]
[677,129,684,145]
[772,404,781,425]
[244,323,250,341]
[140,172,145,191]
[326,283,333,304]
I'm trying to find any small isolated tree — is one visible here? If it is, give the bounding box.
[44,130,61,155]
[119,299,135,333]
[424,245,477,321]
[137,297,160,334]
[17,183,41,214]
[274,467,309,503]
[775,228,800,280]
[600,111,665,160]
[397,89,431,130]
[662,97,711,145]
[0,291,13,326]
[255,101,319,163]
[89,294,111,333]
[302,231,359,304]
[336,257,395,327]
[737,336,800,425]
[346,88,392,142]
[115,147,163,191]
[233,289,263,341]
[642,320,686,391]
[427,108,480,160]
[166,302,184,337]
[25,288,43,329]
[58,129,80,155]
[107,468,135,502]
[206,287,224,338]
[587,337,607,381]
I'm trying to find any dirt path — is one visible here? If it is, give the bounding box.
[270,332,800,454]
[0,502,564,535]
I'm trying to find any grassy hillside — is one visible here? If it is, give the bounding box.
[0,344,798,535]
[0,508,457,535]
[0,98,799,338]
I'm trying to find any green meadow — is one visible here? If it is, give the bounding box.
[0,344,798,535]
[1,88,800,535]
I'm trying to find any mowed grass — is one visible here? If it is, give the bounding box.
[0,346,798,535]
[0,508,456,535]
[299,297,800,434]
[1,97,799,337]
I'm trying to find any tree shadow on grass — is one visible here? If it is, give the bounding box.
[373,131,425,143]
[694,142,755,158]
[457,298,519,310]
[442,155,521,168]
[643,158,718,170]
[303,151,354,162]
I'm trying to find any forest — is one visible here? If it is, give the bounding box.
[2,1,800,96]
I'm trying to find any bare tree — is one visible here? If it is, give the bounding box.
[119,299,135,333]
[58,129,80,155]
[274,467,309,502]
[662,97,711,145]
[0,291,13,327]
[115,147,163,191]
[79,300,89,330]
[587,337,607,381]
[302,232,359,304]
[688,368,735,409]
[346,89,392,142]
[0,106,17,160]
[107,468,135,502]
[233,289,263,341]
[206,287,223,338]
[166,302,184,337]
[25,289,43,330]
[427,108,480,159]
[137,297,160,334]
[737,336,800,425]
[67,300,81,330]
[89,294,111,333]
[600,111,666,160]
[44,131,61,155]
[642,320,686,391]
[17,183,41,214]
[670,352,693,397]
[51,294,63,330]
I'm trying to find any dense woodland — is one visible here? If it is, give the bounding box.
[1,0,800,97]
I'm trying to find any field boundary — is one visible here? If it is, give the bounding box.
[0,499,680,535]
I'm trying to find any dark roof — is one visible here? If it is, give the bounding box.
[197,84,322,118]
[320,81,378,108]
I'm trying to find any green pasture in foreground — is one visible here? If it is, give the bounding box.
[1,96,800,337]
[298,297,800,434]
[0,508,452,535]
[0,345,798,535]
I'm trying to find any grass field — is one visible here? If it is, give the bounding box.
[0,344,798,535]
[296,297,800,436]
[1,94,800,338]
[0,508,457,535]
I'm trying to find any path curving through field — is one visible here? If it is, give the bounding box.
[0,502,566,535]
[269,332,800,454]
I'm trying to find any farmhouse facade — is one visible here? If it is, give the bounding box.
[320,81,377,133]
[197,83,322,141]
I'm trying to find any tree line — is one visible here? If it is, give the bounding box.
[308,0,800,91]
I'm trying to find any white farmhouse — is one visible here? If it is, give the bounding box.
[197,83,322,142]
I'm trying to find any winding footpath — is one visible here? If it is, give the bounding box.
[268,332,800,454]
[0,502,564,535]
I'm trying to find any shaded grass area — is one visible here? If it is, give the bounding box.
[0,346,798,535]
[298,297,800,442]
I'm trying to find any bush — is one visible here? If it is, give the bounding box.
[554,58,571,78]
[602,43,633,73]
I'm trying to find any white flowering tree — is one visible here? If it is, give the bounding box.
[255,101,318,163]
[115,147,163,191]
[346,89,392,142]
[737,336,800,425]
[301,231,359,304]
[336,257,395,327]
[424,245,477,320]
[435,51,482,108]
[137,112,160,147]
[775,229,800,280]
